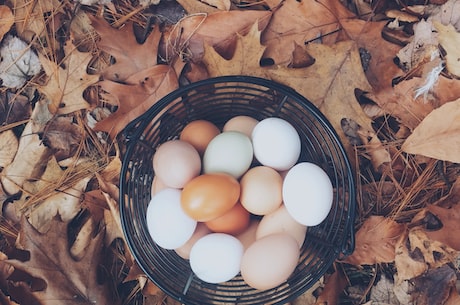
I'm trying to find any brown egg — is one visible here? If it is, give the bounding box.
[205,202,250,235]
[235,219,260,251]
[223,116,258,138]
[180,120,220,155]
[175,223,211,259]
[240,233,300,290]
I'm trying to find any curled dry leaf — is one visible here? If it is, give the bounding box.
[0,5,14,41]
[402,98,460,163]
[41,116,84,161]
[342,216,405,266]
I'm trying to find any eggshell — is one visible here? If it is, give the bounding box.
[240,166,283,215]
[175,223,211,259]
[223,116,259,138]
[180,120,220,155]
[205,202,250,235]
[203,131,253,179]
[181,173,240,222]
[146,188,197,250]
[240,233,300,290]
[152,140,201,188]
[151,176,169,195]
[235,219,260,251]
[282,162,333,226]
[256,205,307,248]
[190,233,244,283]
[251,118,301,171]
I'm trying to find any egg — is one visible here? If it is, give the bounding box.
[175,223,211,259]
[203,131,253,179]
[240,166,283,215]
[190,233,244,283]
[235,219,260,250]
[240,233,300,290]
[282,162,333,226]
[180,120,220,155]
[251,117,301,171]
[205,202,250,235]
[152,140,201,188]
[146,188,197,250]
[151,176,168,195]
[223,115,259,138]
[256,205,307,248]
[181,173,240,222]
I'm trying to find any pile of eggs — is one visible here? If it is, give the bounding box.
[147,116,334,290]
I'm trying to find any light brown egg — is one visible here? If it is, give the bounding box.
[223,115,258,138]
[180,120,220,155]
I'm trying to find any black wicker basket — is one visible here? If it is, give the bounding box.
[119,75,356,305]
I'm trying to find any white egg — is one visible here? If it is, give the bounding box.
[146,188,197,250]
[282,162,333,226]
[251,118,301,171]
[189,233,244,283]
[203,131,253,179]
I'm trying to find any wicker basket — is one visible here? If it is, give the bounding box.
[119,75,356,305]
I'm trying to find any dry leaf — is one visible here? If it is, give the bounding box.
[41,116,84,161]
[0,92,31,125]
[402,98,460,163]
[341,19,403,91]
[161,10,272,62]
[94,64,180,138]
[69,216,96,260]
[175,0,220,14]
[38,40,100,115]
[342,216,405,265]
[0,120,50,195]
[369,275,400,305]
[0,131,18,169]
[394,228,457,281]
[433,21,460,77]
[202,21,268,78]
[314,268,348,305]
[445,287,460,305]
[91,16,162,82]
[411,265,457,305]
[0,5,14,41]
[6,215,119,305]
[261,0,354,65]
[0,35,41,88]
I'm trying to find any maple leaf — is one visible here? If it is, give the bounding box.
[342,215,405,265]
[38,40,100,115]
[261,0,355,65]
[6,215,119,305]
[94,64,180,138]
[401,98,460,163]
[90,16,162,82]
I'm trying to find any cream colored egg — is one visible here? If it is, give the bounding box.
[240,166,283,215]
[256,205,307,248]
[223,116,259,138]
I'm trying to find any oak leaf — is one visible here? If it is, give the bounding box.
[161,10,272,62]
[94,64,180,138]
[38,40,100,115]
[261,0,355,65]
[0,5,14,41]
[6,215,119,305]
[342,216,405,265]
[401,98,460,163]
[90,16,162,82]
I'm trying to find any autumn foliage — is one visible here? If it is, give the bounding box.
[0,0,460,304]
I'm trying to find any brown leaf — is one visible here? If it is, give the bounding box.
[445,287,460,305]
[261,0,354,65]
[411,265,457,305]
[38,40,100,115]
[402,98,460,163]
[161,10,272,62]
[7,215,119,305]
[394,228,457,281]
[0,5,14,41]
[340,19,403,91]
[434,21,460,77]
[0,92,31,126]
[202,21,268,78]
[0,131,18,169]
[94,64,180,138]
[41,116,84,161]
[90,16,162,82]
[342,216,405,265]
[314,268,348,305]
[176,0,230,13]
